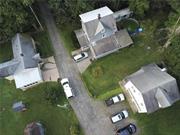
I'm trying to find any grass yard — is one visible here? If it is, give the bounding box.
[82,20,162,98]
[33,30,54,58]
[0,42,13,63]
[133,101,180,135]
[0,80,83,135]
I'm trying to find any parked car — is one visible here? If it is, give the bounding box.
[73,52,88,62]
[116,123,136,135]
[60,78,74,98]
[111,110,128,123]
[105,93,125,106]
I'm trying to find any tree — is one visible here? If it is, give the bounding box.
[0,0,35,41]
[44,85,62,105]
[48,0,94,25]
[129,0,149,17]
[163,0,180,48]
[163,36,180,79]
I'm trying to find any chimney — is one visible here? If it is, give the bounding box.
[98,13,101,20]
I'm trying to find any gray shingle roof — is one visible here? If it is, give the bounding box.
[82,14,117,42]
[125,63,180,113]
[0,60,19,77]
[0,33,39,77]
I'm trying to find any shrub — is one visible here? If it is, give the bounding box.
[70,124,80,135]
[44,86,62,105]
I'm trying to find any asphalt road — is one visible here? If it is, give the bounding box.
[39,2,115,135]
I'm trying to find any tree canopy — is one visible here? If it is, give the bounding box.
[48,0,94,24]
[164,36,180,79]
[129,0,149,17]
[0,0,35,41]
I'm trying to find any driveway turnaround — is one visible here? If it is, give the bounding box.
[39,2,135,135]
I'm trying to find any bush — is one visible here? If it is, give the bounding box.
[70,124,80,135]
[44,86,62,105]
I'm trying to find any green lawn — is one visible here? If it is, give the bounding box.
[133,101,180,135]
[82,20,162,98]
[0,42,13,63]
[0,80,83,135]
[33,30,54,58]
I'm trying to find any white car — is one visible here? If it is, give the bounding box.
[111,110,128,123]
[73,52,88,62]
[105,93,125,106]
[60,78,74,98]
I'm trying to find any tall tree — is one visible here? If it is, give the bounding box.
[129,0,149,17]
[163,0,180,48]
[48,0,94,25]
[163,36,180,79]
[0,0,35,41]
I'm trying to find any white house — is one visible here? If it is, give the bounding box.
[75,6,133,59]
[122,63,180,113]
[0,34,43,90]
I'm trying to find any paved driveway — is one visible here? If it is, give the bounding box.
[39,2,138,135]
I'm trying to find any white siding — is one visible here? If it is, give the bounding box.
[14,67,43,90]
[124,81,147,113]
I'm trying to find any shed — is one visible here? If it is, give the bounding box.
[12,101,26,112]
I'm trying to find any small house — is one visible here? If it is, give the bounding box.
[122,63,180,113]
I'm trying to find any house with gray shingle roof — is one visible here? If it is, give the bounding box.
[122,63,180,113]
[75,6,133,59]
[0,33,43,90]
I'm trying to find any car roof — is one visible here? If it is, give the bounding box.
[64,87,73,97]
[74,53,83,60]
[112,96,119,103]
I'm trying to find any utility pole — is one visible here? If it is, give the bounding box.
[29,5,44,31]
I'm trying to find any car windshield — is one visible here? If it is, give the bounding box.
[120,112,125,118]
[81,53,85,57]
[62,82,68,85]
[128,125,136,133]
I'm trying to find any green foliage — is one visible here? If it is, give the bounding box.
[33,30,54,58]
[0,42,13,63]
[0,0,35,40]
[70,124,80,135]
[132,101,180,135]
[129,0,149,17]
[165,0,180,27]
[163,36,180,79]
[0,80,82,135]
[48,0,94,24]
[44,84,63,105]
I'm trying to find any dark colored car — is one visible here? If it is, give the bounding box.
[116,123,136,135]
